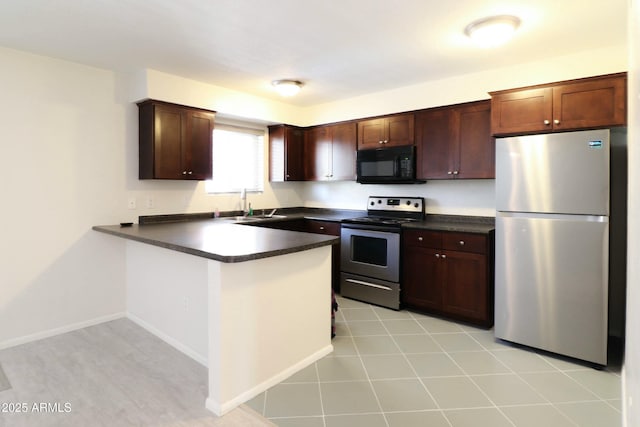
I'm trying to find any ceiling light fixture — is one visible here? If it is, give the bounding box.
[464,15,520,48]
[271,79,304,97]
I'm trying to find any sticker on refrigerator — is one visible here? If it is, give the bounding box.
[588,140,603,148]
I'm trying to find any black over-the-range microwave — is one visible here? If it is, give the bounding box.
[356,145,424,184]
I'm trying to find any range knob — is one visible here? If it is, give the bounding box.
[414,203,420,208]
[406,200,411,205]
[370,201,375,206]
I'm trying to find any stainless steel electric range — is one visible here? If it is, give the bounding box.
[340,196,425,310]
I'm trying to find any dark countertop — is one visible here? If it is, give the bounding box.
[403,214,495,234]
[94,209,494,263]
[92,219,338,263]
[137,207,367,225]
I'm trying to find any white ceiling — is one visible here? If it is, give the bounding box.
[0,0,628,106]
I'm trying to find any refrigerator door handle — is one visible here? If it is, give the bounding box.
[497,211,608,223]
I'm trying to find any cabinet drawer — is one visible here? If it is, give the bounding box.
[403,230,441,248]
[442,232,486,254]
[306,220,340,236]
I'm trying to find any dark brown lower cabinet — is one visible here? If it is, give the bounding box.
[402,229,494,327]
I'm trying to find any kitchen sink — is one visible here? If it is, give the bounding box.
[230,214,288,222]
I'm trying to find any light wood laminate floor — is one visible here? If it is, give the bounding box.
[0,318,274,427]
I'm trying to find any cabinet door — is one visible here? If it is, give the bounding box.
[153,105,185,179]
[415,107,454,179]
[304,126,331,180]
[187,110,214,180]
[456,101,494,179]
[138,100,216,180]
[490,87,553,136]
[441,250,488,323]
[329,122,357,180]
[357,118,386,149]
[386,114,415,147]
[402,246,442,311]
[269,125,304,181]
[552,76,627,130]
[285,127,305,181]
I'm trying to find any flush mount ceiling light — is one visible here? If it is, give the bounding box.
[271,79,304,97]
[464,15,521,48]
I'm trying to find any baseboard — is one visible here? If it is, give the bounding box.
[205,343,334,416]
[0,312,126,350]
[126,312,208,367]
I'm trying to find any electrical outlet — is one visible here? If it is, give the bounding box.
[127,197,136,209]
[146,196,154,209]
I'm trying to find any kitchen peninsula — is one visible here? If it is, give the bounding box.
[93,218,338,416]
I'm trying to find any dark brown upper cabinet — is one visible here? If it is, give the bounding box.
[138,99,215,180]
[416,100,494,180]
[304,122,357,181]
[268,124,305,182]
[357,113,414,149]
[490,73,627,136]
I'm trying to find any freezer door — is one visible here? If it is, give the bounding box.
[495,212,609,365]
[496,129,610,215]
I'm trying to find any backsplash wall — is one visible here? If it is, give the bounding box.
[301,179,496,217]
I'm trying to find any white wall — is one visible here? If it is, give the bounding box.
[301,180,495,216]
[0,47,128,347]
[624,1,640,425]
[302,45,627,125]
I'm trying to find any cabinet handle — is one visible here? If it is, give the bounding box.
[544,120,550,125]
[554,119,560,125]
[418,236,423,241]
[384,140,388,144]
[188,171,193,175]
[459,240,465,246]
[182,171,187,175]
[435,253,440,258]
[379,140,384,144]
[285,174,290,178]
[441,254,447,259]
[447,171,453,175]
[453,170,459,175]
[319,226,325,230]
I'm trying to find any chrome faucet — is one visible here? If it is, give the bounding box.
[240,188,248,216]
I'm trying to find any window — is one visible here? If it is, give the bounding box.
[206,122,265,194]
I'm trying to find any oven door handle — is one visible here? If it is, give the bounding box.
[345,278,393,291]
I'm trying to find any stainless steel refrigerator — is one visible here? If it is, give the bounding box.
[495,128,627,366]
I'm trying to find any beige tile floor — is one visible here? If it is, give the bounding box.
[247,296,622,427]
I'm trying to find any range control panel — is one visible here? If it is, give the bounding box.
[367,196,425,216]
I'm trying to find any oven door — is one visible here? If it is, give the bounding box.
[340,225,400,283]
